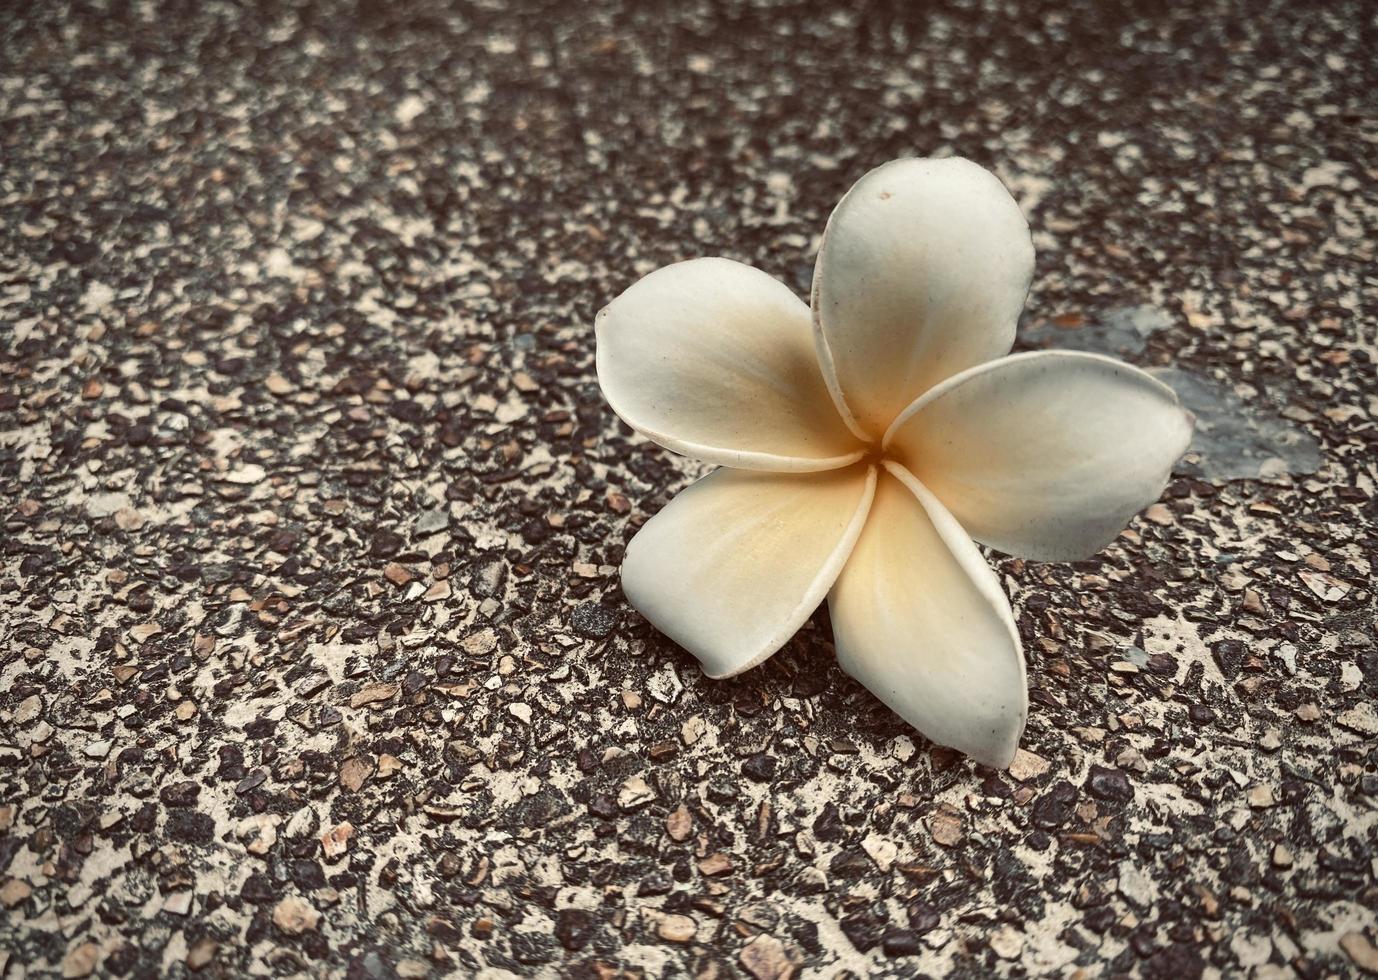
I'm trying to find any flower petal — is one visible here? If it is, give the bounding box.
[828,462,1027,768]
[597,258,866,471]
[811,157,1035,438]
[622,464,876,679]
[885,350,1195,561]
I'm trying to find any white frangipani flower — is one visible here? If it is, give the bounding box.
[595,158,1194,768]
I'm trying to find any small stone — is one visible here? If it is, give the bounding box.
[129,622,162,644]
[698,852,733,876]
[570,602,617,639]
[273,896,321,934]
[186,938,217,971]
[339,756,375,792]
[14,695,42,724]
[1086,765,1134,803]
[882,930,922,957]
[163,891,193,915]
[350,682,398,708]
[1259,729,1282,751]
[739,934,798,980]
[1,879,33,907]
[555,908,596,951]
[657,913,697,943]
[1295,703,1322,723]
[237,813,280,855]
[927,805,962,847]
[1246,784,1276,808]
[1272,844,1293,868]
[1299,570,1350,602]
[666,804,693,841]
[265,372,296,395]
[223,464,266,484]
[384,562,413,585]
[376,754,402,779]
[1143,503,1174,526]
[62,941,100,978]
[461,629,498,656]
[160,781,200,807]
[424,580,451,602]
[321,821,355,859]
[1008,749,1050,782]
[618,775,655,810]
[507,703,532,724]
[84,739,112,758]
[742,753,776,782]
[1340,932,1378,975]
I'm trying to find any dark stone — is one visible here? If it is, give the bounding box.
[882,930,922,957]
[166,810,215,844]
[240,873,275,904]
[570,603,617,640]
[1031,780,1078,829]
[828,849,872,879]
[1211,639,1247,680]
[1086,766,1135,804]
[839,908,887,953]
[555,908,597,951]
[813,802,846,842]
[637,874,672,896]
[907,901,940,934]
[1189,704,1217,725]
[371,530,405,558]
[741,754,776,783]
[159,781,200,807]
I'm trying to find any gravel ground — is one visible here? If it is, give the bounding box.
[2,1,1375,977]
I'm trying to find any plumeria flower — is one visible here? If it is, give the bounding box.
[595,158,1193,768]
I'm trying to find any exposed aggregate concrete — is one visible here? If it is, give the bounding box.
[1,1,1375,977]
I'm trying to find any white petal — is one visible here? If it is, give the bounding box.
[812,157,1034,438]
[622,465,876,679]
[828,462,1027,768]
[597,258,865,471]
[885,350,1195,561]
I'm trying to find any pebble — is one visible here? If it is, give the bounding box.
[62,942,99,979]
[1340,932,1378,974]
[666,804,693,841]
[321,821,355,859]
[927,805,963,847]
[739,934,797,980]
[350,683,398,708]
[272,896,322,935]
[618,775,655,810]
[1087,765,1135,803]
[339,756,374,792]
[656,913,697,943]
[186,938,217,972]
[555,908,596,951]
[698,852,734,876]
[1,879,33,907]
[1295,703,1323,722]
[1008,749,1050,781]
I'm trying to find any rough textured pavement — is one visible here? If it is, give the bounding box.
[2,1,1376,977]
